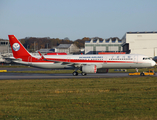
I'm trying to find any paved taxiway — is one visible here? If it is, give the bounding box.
[0,72,132,80]
[0,68,156,80]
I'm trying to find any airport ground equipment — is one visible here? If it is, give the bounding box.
[0,70,7,72]
[129,69,155,76]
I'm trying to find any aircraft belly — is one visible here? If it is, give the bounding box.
[102,63,151,69]
[31,63,68,69]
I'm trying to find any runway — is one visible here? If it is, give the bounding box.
[0,72,131,80]
[0,67,156,80]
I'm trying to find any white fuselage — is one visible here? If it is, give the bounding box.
[15,54,156,69]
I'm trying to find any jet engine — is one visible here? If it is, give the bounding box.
[81,65,97,73]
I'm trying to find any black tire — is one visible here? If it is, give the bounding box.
[81,72,87,76]
[73,72,78,76]
[140,72,145,76]
[76,72,78,75]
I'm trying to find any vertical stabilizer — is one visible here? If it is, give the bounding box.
[8,35,31,59]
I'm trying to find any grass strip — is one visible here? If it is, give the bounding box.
[0,77,157,120]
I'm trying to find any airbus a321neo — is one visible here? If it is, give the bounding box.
[8,35,156,76]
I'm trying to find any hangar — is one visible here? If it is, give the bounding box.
[85,38,123,54]
[0,40,10,54]
[85,32,157,57]
[122,32,157,57]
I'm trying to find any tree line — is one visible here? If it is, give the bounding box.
[20,37,92,51]
[1,36,120,52]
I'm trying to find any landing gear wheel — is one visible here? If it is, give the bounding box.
[81,72,87,76]
[140,72,145,76]
[73,72,78,76]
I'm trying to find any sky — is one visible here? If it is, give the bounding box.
[0,0,157,40]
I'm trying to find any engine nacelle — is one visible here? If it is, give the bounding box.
[81,65,97,73]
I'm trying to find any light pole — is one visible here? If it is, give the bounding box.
[47,43,48,49]
[8,42,10,53]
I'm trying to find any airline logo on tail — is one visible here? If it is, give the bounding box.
[8,35,31,59]
[13,43,20,51]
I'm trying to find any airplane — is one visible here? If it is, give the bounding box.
[8,35,156,76]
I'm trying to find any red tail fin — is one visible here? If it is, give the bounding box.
[8,35,31,59]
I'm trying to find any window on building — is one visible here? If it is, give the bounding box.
[105,40,109,43]
[118,40,122,43]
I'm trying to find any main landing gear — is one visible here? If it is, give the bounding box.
[72,71,78,76]
[72,71,87,76]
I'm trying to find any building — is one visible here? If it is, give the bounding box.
[85,38,123,54]
[37,48,55,54]
[122,32,157,57]
[0,40,13,63]
[55,44,79,54]
[0,40,11,54]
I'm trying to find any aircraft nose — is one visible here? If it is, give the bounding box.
[151,61,156,66]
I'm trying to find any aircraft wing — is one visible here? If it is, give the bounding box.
[38,51,79,65]
[44,58,81,66]
[3,57,22,63]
